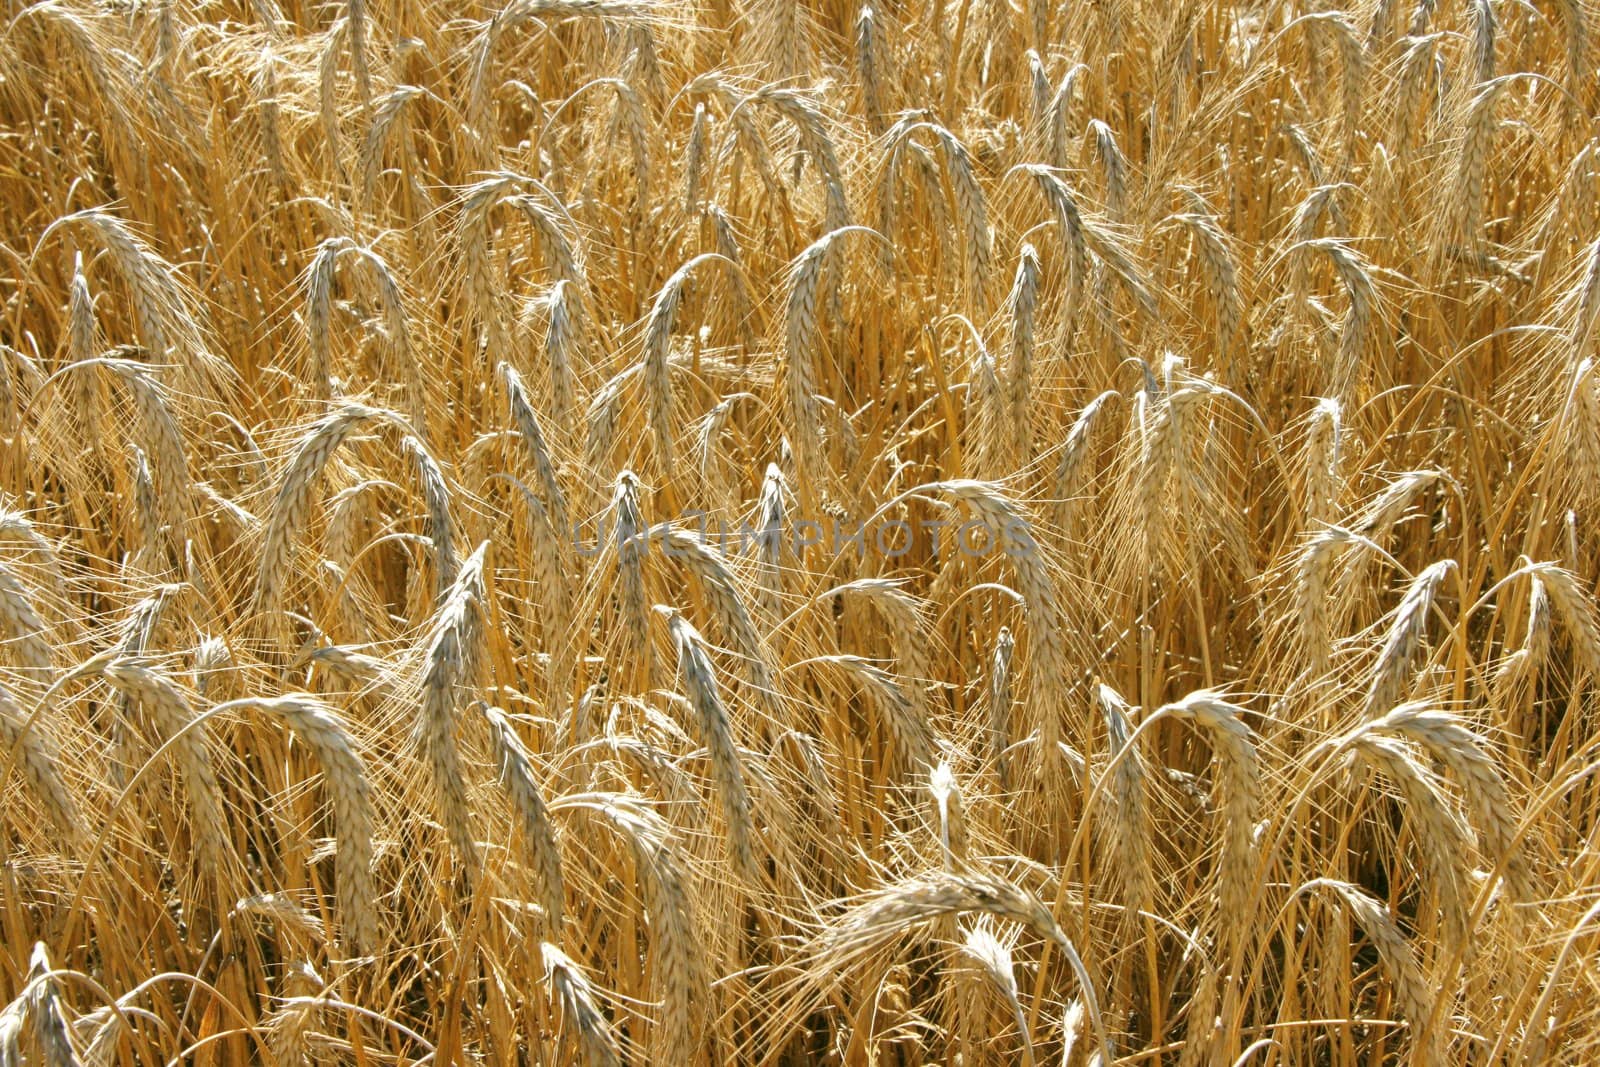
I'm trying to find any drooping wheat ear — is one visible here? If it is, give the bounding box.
[483,706,565,930]
[1052,389,1118,535]
[1097,683,1154,916]
[255,403,377,619]
[44,209,229,392]
[1300,239,1375,403]
[1392,34,1437,157]
[1531,562,1600,679]
[856,6,885,133]
[928,761,970,870]
[684,101,709,212]
[842,579,938,730]
[1453,77,1510,252]
[960,919,1033,1062]
[1007,244,1041,464]
[1556,0,1590,108]
[782,228,872,494]
[664,609,758,881]
[94,355,190,537]
[128,445,165,566]
[319,18,348,174]
[1366,703,1535,900]
[265,962,322,1067]
[19,943,76,1067]
[66,252,100,443]
[553,793,702,1064]
[609,471,652,680]
[1354,468,1444,540]
[1154,691,1260,957]
[101,659,231,880]
[1365,559,1457,717]
[1560,358,1600,509]
[1025,50,1051,133]
[499,362,571,540]
[1047,64,1086,169]
[544,280,582,431]
[541,942,623,1067]
[826,654,935,776]
[659,528,779,719]
[988,627,1015,786]
[359,85,421,209]
[308,644,388,690]
[1340,731,1472,955]
[1301,878,1439,1066]
[756,87,850,233]
[931,481,1074,790]
[1086,119,1128,218]
[1467,0,1496,82]
[753,463,788,623]
[966,344,1005,481]
[638,254,736,484]
[0,564,52,676]
[1020,166,1089,339]
[511,190,585,287]
[0,681,86,849]
[1293,525,1361,679]
[464,1,653,165]
[809,869,1112,1063]
[1172,211,1242,364]
[416,542,488,872]
[216,695,379,953]
[1495,571,1551,695]
[401,434,458,600]
[1304,397,1343,526]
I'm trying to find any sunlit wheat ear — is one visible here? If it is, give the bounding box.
[400,434,458,599]
[662,608,758,881]
[499,361,570,537]
[215,695,379,953]
[1019,166,1089,342]
[1365,559,1456,718]
[542,942,623,1067]
[807,870,1113,1063]
[1304,397,1343,526]
[255,403,378,620]
[1171,210,1242,364]
[483,706,565,931]
[0,564,53,676]
[1152,691,1260,957]
[1097,683,1154,916]
[1532,562,1600,679]
[655,525,771,704]
[1339,731,1473,955]
[1366,703,1535,900]
[100,659,232,884]
[552,793,702,1064]
[1302,878,1440,1064]
[965,344,1005,481]
[42,209,231,394]
[1051,389,1118,537]
[826,654,935,776]
[1006,243,1040,464]
[986,627,1016,786]
[417,542,488,873]
[608,471,652,682]
[928,761,969,869]
[92,354,190,538]
[959,920,1033,1063]
[0,682,86,850]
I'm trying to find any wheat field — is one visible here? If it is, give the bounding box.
[1,0,1599,1062]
